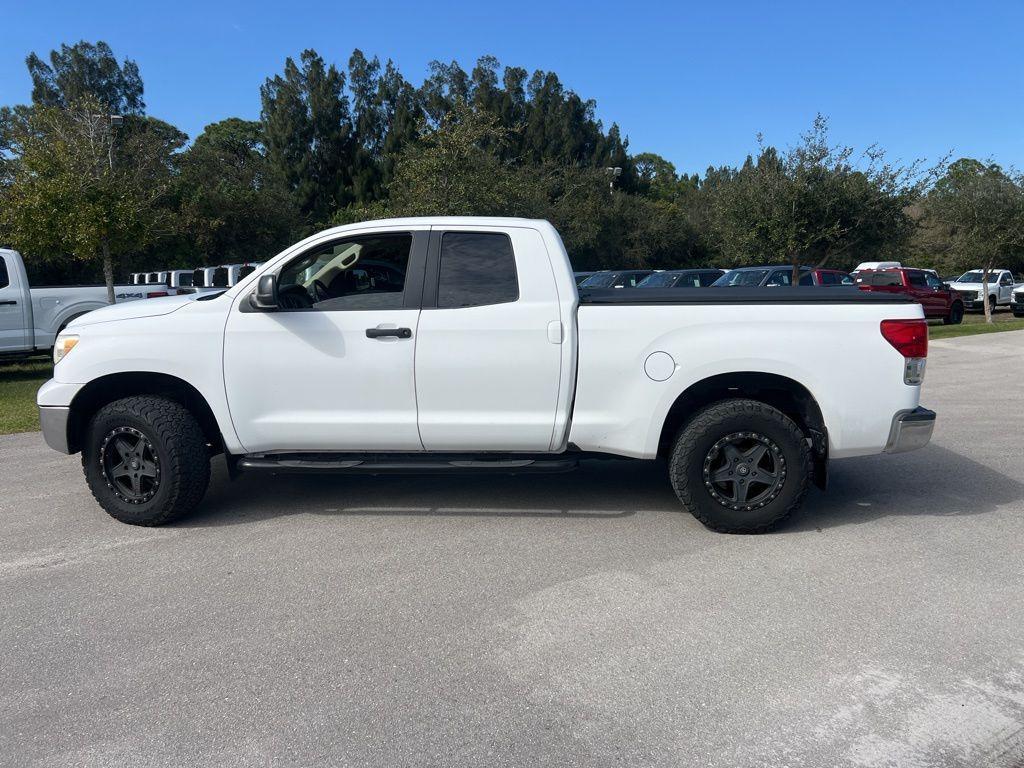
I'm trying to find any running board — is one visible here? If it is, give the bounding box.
[235,452,580,475]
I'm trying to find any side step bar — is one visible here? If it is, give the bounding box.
[236,452,580,475]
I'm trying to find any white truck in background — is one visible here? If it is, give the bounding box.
[37,217,935,534]
[947,269,1021,311]
[0,248,166,358]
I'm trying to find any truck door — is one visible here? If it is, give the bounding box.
[222,228,428,453]
[0,252,30,353]
[414,227,564,451]
[998,272,1013,303]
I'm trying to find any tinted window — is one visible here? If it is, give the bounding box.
[437,232,518,308]
[699,271,723,286]
[0,256,9,289]
[177,272,193,287]
[766,270,792,286]
[926,273,943,289]
[212,268,230,288]
[868,271,902,287]
[712,269,769,287]
[580,273,618,289]
[907,271,927,287]
[819,272,838,285]
[238,265,257,280]
[278,233,412,311]
[798,272,814,286]
[192,269,206,287]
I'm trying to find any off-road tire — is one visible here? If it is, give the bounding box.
[82,395,210,526]
[943,301,964,325]
[669,399,811,534]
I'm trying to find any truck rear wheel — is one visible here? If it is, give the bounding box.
[943,302,964,325]
[82,395,210,526]
[668,399,811,533]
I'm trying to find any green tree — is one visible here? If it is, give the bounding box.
[2,98,184,301]
[261,50,353,227]
[383,101,543,217]
[705,115,924,282]
[26,40,144,115]
[921,158,1024,321]
[175,118,299,264]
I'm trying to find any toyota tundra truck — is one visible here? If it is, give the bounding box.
[36,218,935,533]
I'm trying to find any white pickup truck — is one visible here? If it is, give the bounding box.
[37,217,936,533]
[947,269,1022,312]
[1,248,167,358]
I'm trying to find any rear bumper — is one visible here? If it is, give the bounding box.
[884,407,936,454]
[38,406,71,454]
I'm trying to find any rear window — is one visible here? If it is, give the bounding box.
[907,271,928,287]
[212,267,230,288]
[192,269,206,287]
[867,271,903,287]
[238,264,257,280]
[699,271,723,286]
[0,256,9,289]
[580,273,618,289]
[177,272,193,287]
[437,232,518,308]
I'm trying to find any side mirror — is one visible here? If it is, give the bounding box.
[250,273,279,310]
[941,283,951,290]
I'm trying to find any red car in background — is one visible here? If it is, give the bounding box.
[855,268,964,325]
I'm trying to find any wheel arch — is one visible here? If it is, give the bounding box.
[656,371,828,487]
[67,372,223,455]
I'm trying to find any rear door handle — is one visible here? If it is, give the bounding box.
[0,300,16,306]
[365,327,412,339]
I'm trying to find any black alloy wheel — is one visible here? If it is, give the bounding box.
[100,426,161,504]
[702,431,786,511]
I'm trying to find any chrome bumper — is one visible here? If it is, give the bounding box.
[38,406,71,454]
[884,407,936,454]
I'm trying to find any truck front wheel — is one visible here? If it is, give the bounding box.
[668,399,811,533]
[943,302,964,325]
[82,395,211,526]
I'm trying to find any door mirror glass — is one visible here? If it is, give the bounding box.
[250,273,279,310]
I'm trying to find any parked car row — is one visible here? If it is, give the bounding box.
[130,263,263,293]
[575,261,1023,321]
[575,265,853,290]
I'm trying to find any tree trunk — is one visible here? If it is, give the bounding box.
[982,267,993,324]
[791,260,800,286]
[102,239,115,305]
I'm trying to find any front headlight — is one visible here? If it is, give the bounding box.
[53,334,79,364]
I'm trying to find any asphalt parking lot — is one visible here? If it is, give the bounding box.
[1,332,1023,768]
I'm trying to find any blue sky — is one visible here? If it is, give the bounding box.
[3,0,1022,175]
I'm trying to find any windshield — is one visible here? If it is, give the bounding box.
[637,272,680,288]
[956,271,999,283]
[712,269,769,287]
[579,273,619,288]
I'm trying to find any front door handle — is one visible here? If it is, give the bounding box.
[365,327,412,339]
[0,300,16,306]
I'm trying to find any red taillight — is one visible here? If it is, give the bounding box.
[880,319,928,358]
[146,291,168,298]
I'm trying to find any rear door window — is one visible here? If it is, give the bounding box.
[0,256,9,289]
[766,270,792,286]
[907,271,928,288]
[437,232,518,308]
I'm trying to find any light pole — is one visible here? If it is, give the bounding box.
[605,166,622,194]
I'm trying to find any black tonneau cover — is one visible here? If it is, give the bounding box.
[578,286,915,305]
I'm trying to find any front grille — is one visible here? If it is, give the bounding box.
[959,290,978,301]
[1013,291,1024,303]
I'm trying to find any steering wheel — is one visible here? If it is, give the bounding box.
[313,279,330,302]
[278,284,314,310]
